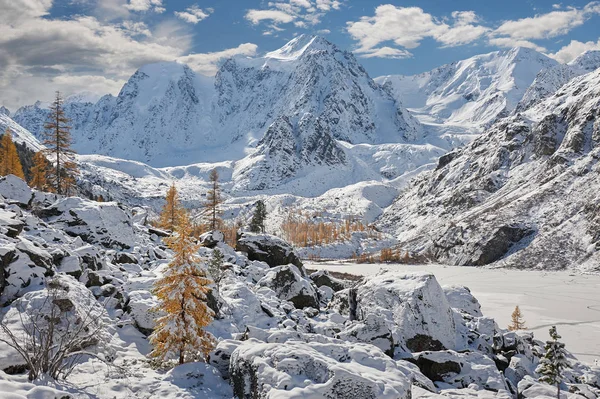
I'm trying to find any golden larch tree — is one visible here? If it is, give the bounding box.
[42,91,78,195]
[508,305,527,331]
[204,169,222,231]
[29,151,50,191]
[0,130,25,179]
[149,211,215,364]
[158,183,186,231]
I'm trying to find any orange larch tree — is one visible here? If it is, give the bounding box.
[29,151,50,191]
[149,211,215,364]
[0,130,25,179]
[158,183,186,231]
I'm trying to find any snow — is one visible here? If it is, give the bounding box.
[311,262,600,365]
[0,114,42,151]
[377,47,557,129]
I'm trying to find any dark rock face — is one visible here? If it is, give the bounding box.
[236,233,304,272]
[0,249,17,297]
[436,151,458,170]
[113,252,138,265]
[471,224,535,266]
[406,334,445,352]
[413,353,461,382]
[309,270,347,292]
[257,265,319,309]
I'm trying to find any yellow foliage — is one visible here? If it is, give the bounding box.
[508,305,527,331]
[149,214,215,364]
[158,183,186,231]
[0,130,25,179]
[281,209,380,248]
[29,151,49,190]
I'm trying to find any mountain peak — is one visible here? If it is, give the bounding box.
[265,35,335,61]
[568,50,600,71]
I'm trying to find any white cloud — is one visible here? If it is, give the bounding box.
[245,0,343,33]
[124,0,164,13]
[177,43,258,75]
[488,37,547,52]
[316,0,341,11]
[492,2,600,43]
[347,5,488,58]
[549,39,600,62]
[360,47,412,59]
[175,5,213,24]
[0,0,257,109]
[121,20,152,37]
[245,9,295,25]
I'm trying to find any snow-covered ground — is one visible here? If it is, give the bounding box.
[310,262,600,365]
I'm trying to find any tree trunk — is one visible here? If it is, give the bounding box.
[557,383,560,399]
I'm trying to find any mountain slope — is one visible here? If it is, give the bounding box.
[14,35,421,170]
[0,110,42,151]
[377,47,558,128]
[13,63,215,166]
[516,50,600,111]
[379,67,600,271]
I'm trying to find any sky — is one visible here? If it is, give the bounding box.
[1,0,600,110]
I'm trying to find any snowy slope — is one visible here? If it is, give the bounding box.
[14,35,421,168]
[516,50,600,111]
[14,63,215,166]
[379,67,600,271]
[0,112,42,151]
[377,47,558,128]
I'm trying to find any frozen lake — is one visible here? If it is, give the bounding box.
[308,262,600,365]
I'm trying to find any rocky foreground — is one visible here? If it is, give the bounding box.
[0,174,599,398]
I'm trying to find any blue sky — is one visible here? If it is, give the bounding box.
[1,0,600,109]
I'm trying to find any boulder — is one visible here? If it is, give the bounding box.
[229,338,412,399]
[0,175,33,207]
[236,233,304,273]
[113,252,138,265]
[257,264,319,309]
[413,350,509,392]
[353,272,457,354]
[40,197,135,249]
[443,285,483,317]
[338,313,395,357]
[309,269,347,292]
[0,208,25,238]
[209,339,241,379]
[199,230,225,248]
[127,290,159,335]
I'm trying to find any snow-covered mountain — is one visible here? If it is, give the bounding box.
[0,111,42,151]
[516,50,600,111]
[377,47,558,128]
[13,36,421,170]
[379,66,600,271]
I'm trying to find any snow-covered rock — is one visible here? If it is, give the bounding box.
[39,197,135,249]
[236,232,304,272]
[229,338,412,399]
[443,285,483,317]
[257,264,319,309]
[413,350,509,392]
[0,175,33,207]
[351,271,459,354]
